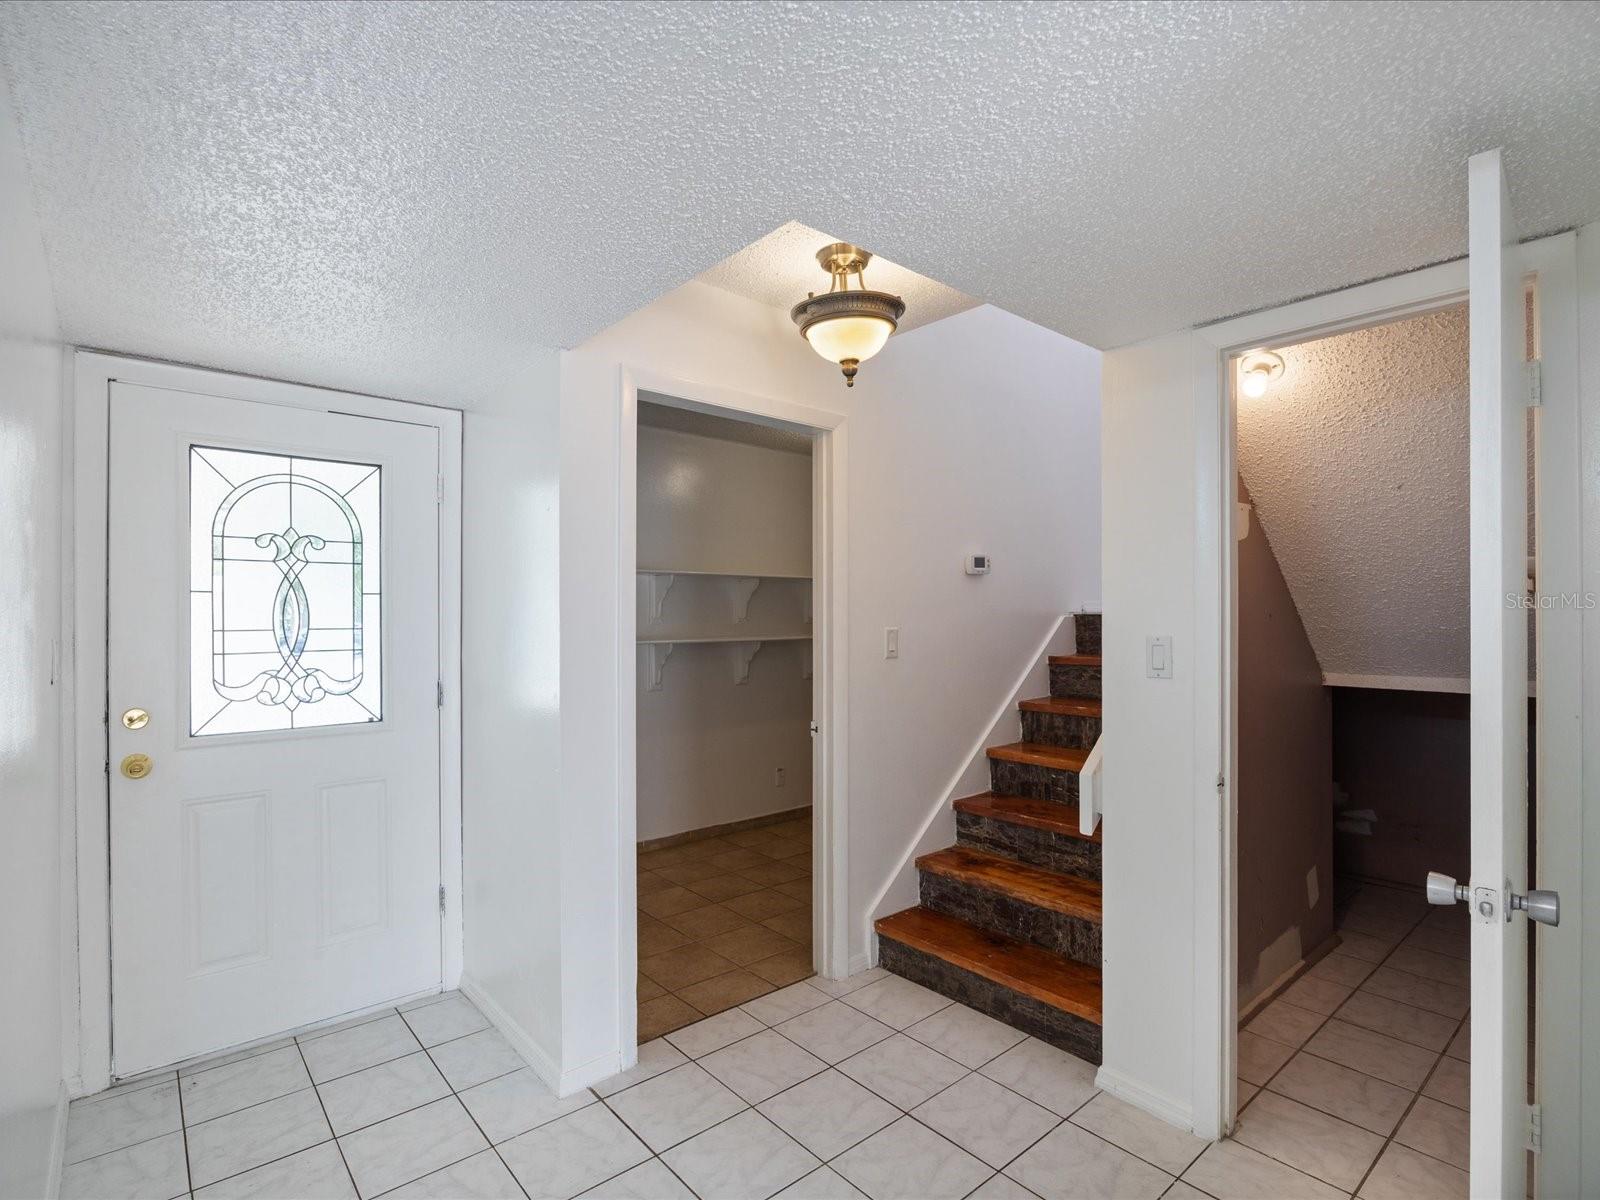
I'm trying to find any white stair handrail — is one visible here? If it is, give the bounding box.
[1080,734,1103,836]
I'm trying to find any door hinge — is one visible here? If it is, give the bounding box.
[439,885,447,915]
[437,680,444,708]
[1525,1102,1542,1153]
[1525,359,1543,408]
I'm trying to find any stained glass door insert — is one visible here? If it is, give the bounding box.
[189,445,382,735]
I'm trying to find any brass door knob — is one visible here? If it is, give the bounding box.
[120,753,153,780]
[122,707,150,730]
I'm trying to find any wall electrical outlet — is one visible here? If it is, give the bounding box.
[774,767,786,788]
[885,627,900,659]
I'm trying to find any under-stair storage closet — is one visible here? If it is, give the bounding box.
[634,397,817,1040]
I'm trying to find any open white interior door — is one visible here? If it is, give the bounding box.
[1466,146,1530,1199]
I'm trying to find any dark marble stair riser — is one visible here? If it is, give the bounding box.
[1049,663,1101,700]
[877,937,1102,1065]
[919,873,1101,966]
[1072,614,1101,656]
[1020,710,1101,751]
[955,810,1102,881]
[989,758,1080,806]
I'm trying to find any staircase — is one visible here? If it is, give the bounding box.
[875,612,1104,1064]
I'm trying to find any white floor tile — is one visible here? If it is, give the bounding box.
[832,1116,992,1200]
[772,1165,870,1199]
[75,1071,177,1105]
[1333,993,1457,1053]
[1231,1091,1383,1193]
[399,995,492,1048]
[1068,1092,1209,1176]
[186,1087,332,1190]
[578,1158,695,1199]
[1180,1139,1345,1200]
[805,969,888,998]
[1267,1052,1412,1136]
[903,1003,1027,1069]
[180,1039,297,1078]
[316,1051,450,1136]
[1358,1141,1468,1199]
[1005,1121,1173,1200]
[838,976,953,1030]
[427,1028,526,1090]
[757,1070,900,1160]
[1235,1032,1294,1087]
[181,1045,313,1125]
[192,1141,354,1199]
[776,1001,896,1065]
[1393,1096,1469,1170]
[383,1148,525,1199]
[458,1067,595,1144]
[398,991,458,1013]
[1421,1055,1469,1111]
[978,1038,1099,1118]
[337,1096,487,1198]
[837,1033,968,1110]
[60,1130,188,1200]
[700,1029,828,1103]
[1302,1020,1440,1091]
[300,1015,423,1084]
[742,982,833,1027]
[65,1079,182,1163]
[1308,953,1377,989]
[1245,1000,1326,1050]
[1444,1022,1469,1063]
[1280,975,1353,1017]
[967,1174,1041,1200]
[1358,967,1468,1020]
[591,1039,687,1098]
[662,1109,820,1200]
[497,1103,652,1199]
[912,1073,1059,1169]
[664,1008,765,1060]
[602,1062,745,1153]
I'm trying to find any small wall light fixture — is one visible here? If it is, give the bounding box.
[1238,350,1285,399]
[791,243,906,387]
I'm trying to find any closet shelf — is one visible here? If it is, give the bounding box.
[637,634,811,645]
[637,568,812,581]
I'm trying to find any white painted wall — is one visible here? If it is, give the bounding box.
[1099,331,1204,1125]
[459,352,566,1077]
[636,425,813,842]
[0,84,66,1200]
[555,283,1099,1087]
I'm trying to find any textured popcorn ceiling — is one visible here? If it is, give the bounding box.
[1,3,1599,406]
[1238,306,1470,683]
[700,221,977,335]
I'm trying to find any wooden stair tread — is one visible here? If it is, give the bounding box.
[916,846,1102,921]
[876,907,1103,1024]
[1019,696,1102,718]
[986,742,1088,771]
[1048,653,1101,667]
[953,793,1101,844]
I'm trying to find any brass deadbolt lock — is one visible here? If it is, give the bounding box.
[120,753,153,780]
[122,707,150,730]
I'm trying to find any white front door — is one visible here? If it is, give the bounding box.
[108,380,443,1075]
[1467,147,1530,1197]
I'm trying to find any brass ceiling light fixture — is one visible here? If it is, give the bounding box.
[790,243,906,387]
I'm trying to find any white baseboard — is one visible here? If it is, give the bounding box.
[1094,1066,1197,1135]
[457,974,569,1095]
[850,949,875,976]
[46,1078,69,1199]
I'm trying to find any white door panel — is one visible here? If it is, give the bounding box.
[1467,147,1529,1198]
[109,381,441,1075]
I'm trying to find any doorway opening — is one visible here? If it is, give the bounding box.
[632,397,819,1039]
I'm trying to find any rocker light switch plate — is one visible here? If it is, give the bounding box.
[1146,635,1173,679]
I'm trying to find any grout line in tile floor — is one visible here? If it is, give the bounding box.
[292,1036,365,1200]
[1236,877,1472,1197]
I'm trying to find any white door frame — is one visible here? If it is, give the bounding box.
[615,365,849,1056]
[1189,230,1581,1156]
[64,351,464,1095]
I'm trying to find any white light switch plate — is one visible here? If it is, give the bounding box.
[885,627,899,659]
[1146,635,1173,679]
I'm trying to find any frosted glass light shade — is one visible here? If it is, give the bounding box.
[804,314,895,366]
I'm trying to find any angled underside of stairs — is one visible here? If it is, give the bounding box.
[875,612,1105,1064]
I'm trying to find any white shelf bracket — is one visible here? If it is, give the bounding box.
[643,573,676,625]
[731,640,762,685]
[728,577,762,623]
[644,642,676,691]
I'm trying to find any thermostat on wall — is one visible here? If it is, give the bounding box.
[965,555,991,575]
